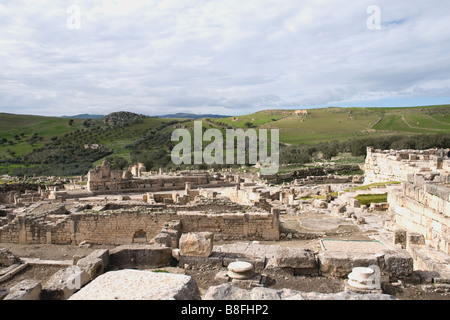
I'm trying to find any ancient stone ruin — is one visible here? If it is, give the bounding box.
[1,148,450,300]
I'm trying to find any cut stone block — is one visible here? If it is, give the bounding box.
[76,249,109,281]
[41,266,90,300]
[317,251,378,278]
[179,232,214,258]
[4,279,42,300]
[69,269,201,300]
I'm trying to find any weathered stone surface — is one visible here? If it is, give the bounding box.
[313,199,328,209]
[203,284,396,300]
[152,233,173,247]
[109,245,172,269]
[179,232,214,258]
[179,254,223,271]
[76,249,109,280]
[0,248,19,266]
[331,205,346,214]
[4,279,42,300]
[0,287,9,300]
[77,257,104,281]
[382,251,414,279]
[394,229,407,247]
[317,251,378,278]
[203,283,251,300]
[164,220,182,231]
[262,258,294,277]
[69,269,201,300]
[41,266,90,300]
[273,247,317,270]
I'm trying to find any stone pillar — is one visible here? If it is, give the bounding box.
[436,157,443,169]
[46,226,52,244]
[18,217,26,244]
[288,194,294,205]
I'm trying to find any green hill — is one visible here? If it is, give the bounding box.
[0,105,449,176]
[214,105,450,145]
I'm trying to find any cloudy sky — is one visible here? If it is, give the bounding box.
[0,0,449,116]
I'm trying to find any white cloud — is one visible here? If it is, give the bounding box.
[0,0,449,116]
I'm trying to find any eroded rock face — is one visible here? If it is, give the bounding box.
[179,232,214,258]
[69,269,201,300]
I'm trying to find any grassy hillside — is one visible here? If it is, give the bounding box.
[215,105,450,145]
[0,104,449,176]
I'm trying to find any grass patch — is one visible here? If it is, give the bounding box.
[152,269,169,273]
[344,181,400,192]
[355,193,388,206]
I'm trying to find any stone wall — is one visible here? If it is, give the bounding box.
[388,173,450,255]
[0,208,279,245]
[364,147,450,184]
[87,161,237,193]
[261,165,363,183]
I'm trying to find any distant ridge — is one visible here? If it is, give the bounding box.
[61,114,105,119]
[158,112,230,119]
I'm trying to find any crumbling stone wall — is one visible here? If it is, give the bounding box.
[364,147,450,184]
[0,209,279,245]
[388,173,450,255]
[87,161,236,193]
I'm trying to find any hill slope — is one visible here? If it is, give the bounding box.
[213,105,450,145]
[0,105,449,176]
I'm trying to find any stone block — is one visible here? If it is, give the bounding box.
[393,229,407,247]
[272,247,317,274]
[69,269,201,300]
[41,266,90,300]
[313,199,328,209]
[263,258,294,277]
[407,232,425,248]
[331,205,346,215]
[350,198,360,208]
[382,251,414,280]
[76,250,108,281]
[4,279,42,300]
[179,232,214,258]
[317,251,378,278]
[152,233,173,247]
